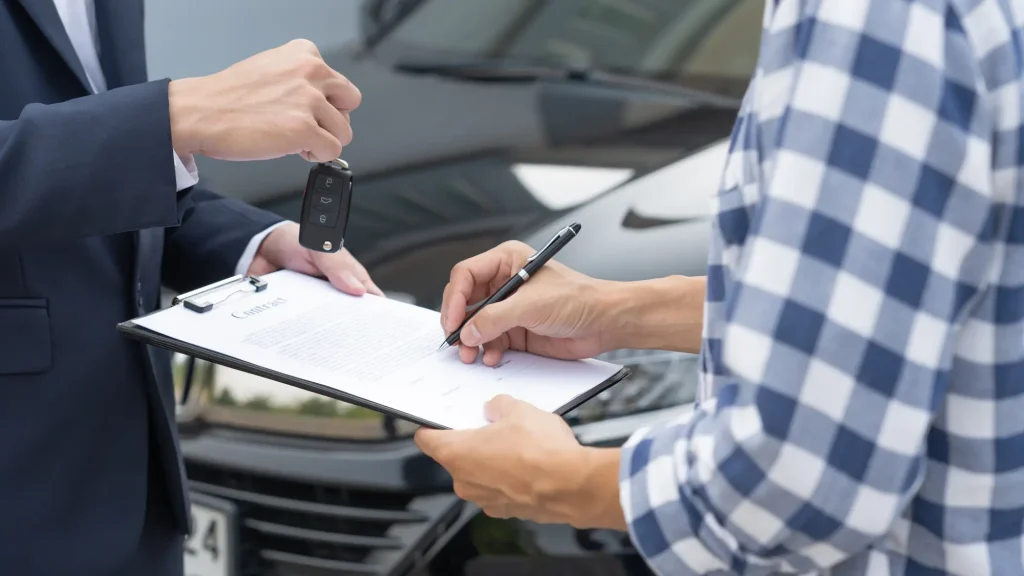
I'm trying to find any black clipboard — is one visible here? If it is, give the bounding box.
[117,274,632,430]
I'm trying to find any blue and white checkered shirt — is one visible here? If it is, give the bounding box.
[618,1,1024,574]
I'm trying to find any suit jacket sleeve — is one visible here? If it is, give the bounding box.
[160,185,285,294]
[0,79,183,247]
[0,76,287,293]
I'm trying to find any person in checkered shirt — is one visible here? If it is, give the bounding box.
[414,1,1024,574]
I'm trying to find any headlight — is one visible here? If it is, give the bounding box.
[563,349,700,424]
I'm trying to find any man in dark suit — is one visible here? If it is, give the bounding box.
[0,1,380,574]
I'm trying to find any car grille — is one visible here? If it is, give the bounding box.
[186,462,463,576]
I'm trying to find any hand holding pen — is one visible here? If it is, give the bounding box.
[438,223,617,367]
[440,222,581,351]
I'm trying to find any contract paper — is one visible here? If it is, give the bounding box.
[132,270,624,429]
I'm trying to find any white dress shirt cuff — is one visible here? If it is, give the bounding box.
[234,221,291,276]
[173,152,200,191]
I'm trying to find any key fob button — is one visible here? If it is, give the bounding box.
[315,175,339,192]
[312,190,340,209]
[309,207,338,227]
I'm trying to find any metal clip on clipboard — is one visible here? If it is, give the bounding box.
[169,275,267,410]
[172,275,268,313]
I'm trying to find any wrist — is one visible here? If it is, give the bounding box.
[548,447,625,530]
[600,275,704,353]
[254,222,298,261]
[168,77,205,157]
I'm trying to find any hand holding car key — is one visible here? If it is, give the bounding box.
[298,158,354,253]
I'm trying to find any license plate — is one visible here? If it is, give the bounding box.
[184,494,237,576]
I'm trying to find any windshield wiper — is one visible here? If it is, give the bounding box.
[395,59,592,82]
[393,59,741,108]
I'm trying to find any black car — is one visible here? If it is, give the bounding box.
[171,1,763,574]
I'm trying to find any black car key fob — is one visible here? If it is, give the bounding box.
[299,158,354,253]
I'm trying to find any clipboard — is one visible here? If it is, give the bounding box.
[117,273,632,430]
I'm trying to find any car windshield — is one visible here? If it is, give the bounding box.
[371,0,763,98]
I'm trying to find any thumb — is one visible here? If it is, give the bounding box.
[414,427,451,459]
[483,394,528,423]
[324,268,367,296]
[312,253,368,296]
[460,298,529,347]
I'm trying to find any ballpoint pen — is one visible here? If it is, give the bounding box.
[439,222,582,351]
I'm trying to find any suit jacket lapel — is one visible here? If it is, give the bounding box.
[14,0,92,92]
[92,0,147,89]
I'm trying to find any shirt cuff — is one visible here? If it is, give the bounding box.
[173,151,200,191]
[234,221,290,276]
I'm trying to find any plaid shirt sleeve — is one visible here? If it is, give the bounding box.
[618,1,998,574]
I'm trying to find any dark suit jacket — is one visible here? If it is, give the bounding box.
[0,0,284,572]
